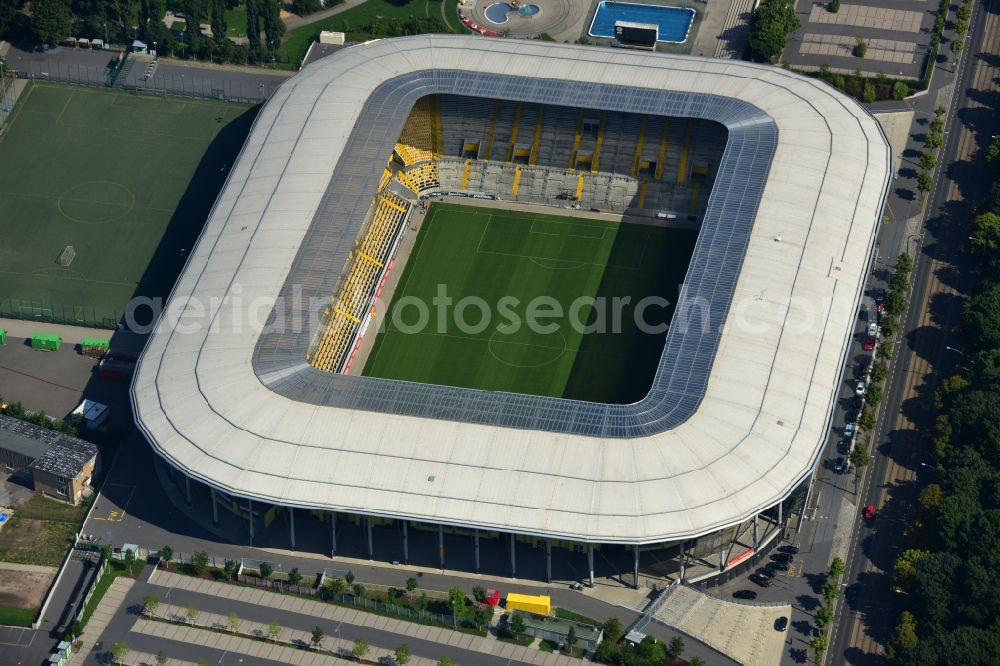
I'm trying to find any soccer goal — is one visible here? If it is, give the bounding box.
[57,245,76,267]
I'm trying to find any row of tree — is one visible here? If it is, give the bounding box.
[885,120,1000,663]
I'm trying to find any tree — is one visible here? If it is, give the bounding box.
[142,594,160,617]
[345,570,355,586]
[210,0,227,40]
[689,659,706,666]
[858,408,876,431]
[829,557,846,580]
[963,282,1000,349]
[353,638,370,660]
[850,443,871,469]
[893,549,927,588]
[124,548,138,576]
[821,581,841,606]
[830,0,840,12]
[925,133,943,150]
[951,39,964,54]
[352,583,366,598]
[258,561,273,580]
[288,567,302,586]
[31,0,71,45]
[471,585,486,602]
[291,0,321,15]
[227,611,240,633]
[245,0,260,59]
[870,362,888,384]
[414,592,429,613]
[920,153,938,171]
[985,136,1000,167]
[438,658,454,666]
[866,384,883,405]
[191,550,210,576]
[185,603,199,625]
[892,81,908,100]
[919,484,944,510]
[566,625,578,653]
[746,0,801,63]
[810,634,828,660]
[930,118,945,135]
[311,625,324,650]
[935,105,947,118]
[509,612,526,636]
[267,618,281,641]
[603,617,624,642]
[917,171,933,195]
[223,559,238,581]
[70,619,83,640]
[111,642,130,665]
[156,649,169,666]
[395,644,411,666]
[406,577,419,595]
[854,36,867,58]
[326,576,347,597]
[971,212,1000,274]
[816,605,833,628]
[448,587,467,618]
[886,610,918,659]
[160,545,173,569]
[667,635,685,657]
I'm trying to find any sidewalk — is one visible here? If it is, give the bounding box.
[0,318,147,351]
[74,577,136,664]
[0,561,58,574]
[148,569,583,666]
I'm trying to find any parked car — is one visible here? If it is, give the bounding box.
[867,322,878,338]
[864,336,876,351]
[834,457,847,473]
[775,616,789,632]
[844,422,855,438]
[750,573,772,587]
[779,544,800,555]
[755,568,774,580]
[856,381,866,396]
[838,440,851,455]
[733,589,758,600]
[771,552,794,563]
[766,560,790,573]
[864,504,877,520]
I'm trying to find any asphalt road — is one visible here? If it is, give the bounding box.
[827,0,1000,662]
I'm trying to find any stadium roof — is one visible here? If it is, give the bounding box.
[133,36,891,544]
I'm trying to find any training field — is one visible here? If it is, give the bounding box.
[363,202,698,404]
[0,83,255,328]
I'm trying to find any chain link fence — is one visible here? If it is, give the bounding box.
[0,298,122,330]
[10,54,278,105]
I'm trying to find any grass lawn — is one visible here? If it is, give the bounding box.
[0,604,36,627]
[226,7,248,37]
[363,202,697,404]
[0,516,78,566]
[554,607,601,626]
[0,83,255,329]
[14,493,86,523]
[277,0,459,65]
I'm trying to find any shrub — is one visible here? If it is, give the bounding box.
[892,81,909,100]
[854,37,867,58]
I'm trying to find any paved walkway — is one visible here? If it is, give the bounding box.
[74,577,136,664]
[148,570,583,666]
[0,318,146,350]
[0,561,58,574]
[654,585,789,666]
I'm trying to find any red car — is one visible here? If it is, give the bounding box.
[864,504,877,520]
[864,336,876,351]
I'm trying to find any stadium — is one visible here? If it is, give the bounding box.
[133,35,892,586]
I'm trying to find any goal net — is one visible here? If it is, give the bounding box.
[58,245,76,267]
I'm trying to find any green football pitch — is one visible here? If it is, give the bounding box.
[363,202,699,404]
[0,83,255,328]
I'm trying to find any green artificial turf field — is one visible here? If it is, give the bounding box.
[0,83,255,328]
[363,202,698,404]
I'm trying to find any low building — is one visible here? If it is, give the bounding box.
[0,415,98,504]
[510,611,604,655]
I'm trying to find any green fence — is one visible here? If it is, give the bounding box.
[0,298,122,330]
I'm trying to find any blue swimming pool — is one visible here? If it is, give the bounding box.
[589,1,696,43]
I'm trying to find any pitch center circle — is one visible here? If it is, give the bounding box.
[58,181,136,225]
[487,327,567,368]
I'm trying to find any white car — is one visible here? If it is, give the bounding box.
[856,381,866,396]
[867,322,878,338]
[844,422,855,437]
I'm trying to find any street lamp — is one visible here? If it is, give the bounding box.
[944,346,964,355]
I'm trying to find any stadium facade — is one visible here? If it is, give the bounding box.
[133,36,892,585]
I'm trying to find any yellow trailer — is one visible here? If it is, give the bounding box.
[505,593,551,616]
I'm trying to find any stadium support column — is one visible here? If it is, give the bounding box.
[329,512,337,557]
[438,525,445,570]
[546,540,552,583]
[474,530,480,573]
[367,518,374,560]
[402,521,409,564]
[679,541,686,581]
[510,534,517,578]
[633,545,640,590]
[289,508,296,549]
[778,499,783,525]
[210,488,218,527]
[588,544,594,588]
[247,499,254,543]
[753,515,759,550]
[185,476,191,505]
